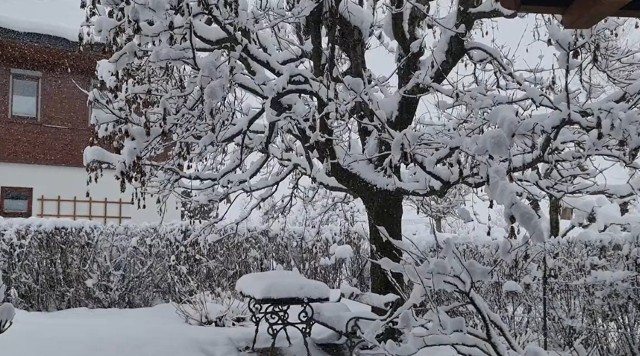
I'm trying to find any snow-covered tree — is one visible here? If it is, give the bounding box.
[483,18,640,240]
[81,0,640,297]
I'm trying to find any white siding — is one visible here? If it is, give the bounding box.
[0,162,181,223]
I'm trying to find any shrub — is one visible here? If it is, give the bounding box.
[0,218,367,311]
[379,233,640,355]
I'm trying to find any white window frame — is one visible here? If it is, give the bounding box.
[9,68,42,120]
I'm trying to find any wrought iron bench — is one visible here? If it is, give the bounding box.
[235,271,400,355]
[236,270,331,356]
[245,295,328,355]
[311,284,400,354]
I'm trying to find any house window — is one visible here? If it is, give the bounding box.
[0,187,33,218]
[10,69,41,119]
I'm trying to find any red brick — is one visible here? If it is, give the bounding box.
[0,39,98,167]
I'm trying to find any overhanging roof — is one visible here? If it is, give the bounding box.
[500,0,640,28]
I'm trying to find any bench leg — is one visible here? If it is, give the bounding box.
[251,322,259,351]
[0,320,11,335]
[302,334,312,356]
[248,298,263,352]
[283,327,292,346]
[269,330,278,352]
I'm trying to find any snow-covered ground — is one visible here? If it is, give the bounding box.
[0,301,456,356]
[0,304,259,356]
[0,301,383,356]
[0,302,458,356]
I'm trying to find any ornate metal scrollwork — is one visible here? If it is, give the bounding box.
[0,319,11,335]
[246,297,320,356]
[344,317,371,354]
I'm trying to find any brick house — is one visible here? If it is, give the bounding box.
[0,24,180,223]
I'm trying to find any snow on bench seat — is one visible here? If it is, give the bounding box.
[236,270,330,301]
[310,286,401,346]
[312,303,378,329]
[311,302,378,338]
[339,283,399,310]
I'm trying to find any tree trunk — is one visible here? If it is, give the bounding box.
[362,191,404,305]
[434,217,443,233]
[620,201,629,216]
[542,247,549,350]
[549,196,560,238]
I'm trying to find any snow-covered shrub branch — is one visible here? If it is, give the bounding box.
[259,184,371,288]
[367,232,640,355]
[440,19,640,240]
[406,186,471,233]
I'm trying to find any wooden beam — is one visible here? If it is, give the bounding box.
[520,5,566,15]
[562,0,631,28]
[500,0,640,27]
[617,8,640,17]
[500,0,522,10]
[500,0,566,14]
[37,197,132,204]
[37,213,131,220]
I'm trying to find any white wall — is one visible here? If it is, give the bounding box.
[0,162,181,223]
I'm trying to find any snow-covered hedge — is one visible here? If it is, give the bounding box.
[388,233,640,355]
[0,218,367,311]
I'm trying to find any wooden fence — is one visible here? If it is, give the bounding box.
[36,196,132,223]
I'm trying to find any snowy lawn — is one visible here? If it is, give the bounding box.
[0,304,334,356]
[0,302,373,356]
[0,301,456,356]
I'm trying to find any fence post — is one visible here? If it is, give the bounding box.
[57,196,61,219]
[104,198,108,223]
[39,195,44,218]
[118,198,123,224]
[73,196,77,220]
[89,196,92,221]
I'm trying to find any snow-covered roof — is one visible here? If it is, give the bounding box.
[0,0,85,42]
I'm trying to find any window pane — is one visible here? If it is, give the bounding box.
[12,77,38,117]
[4,199,28,213]
[13,78,38,96]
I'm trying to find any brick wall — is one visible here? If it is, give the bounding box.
[0,39,97,167]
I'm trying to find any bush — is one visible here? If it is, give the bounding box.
[382,233,640,355]
[0,218,368,311]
